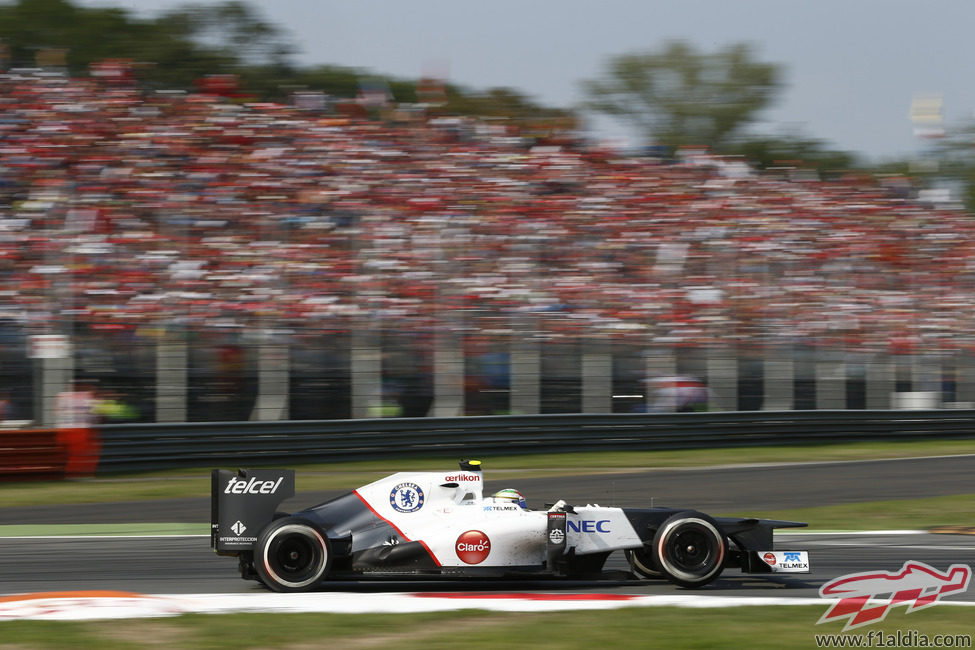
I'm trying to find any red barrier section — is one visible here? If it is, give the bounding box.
[56,427,100,479]
[0,428,76,481]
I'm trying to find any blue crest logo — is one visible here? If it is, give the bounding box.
[390,482,425,513]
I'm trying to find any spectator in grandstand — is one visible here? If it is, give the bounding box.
[0,65,972,366]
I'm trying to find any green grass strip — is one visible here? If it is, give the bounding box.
[728,493,975,530]
[0,523,207,537]
[4,438,974,509]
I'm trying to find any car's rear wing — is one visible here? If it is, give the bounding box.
[211,468,295,555]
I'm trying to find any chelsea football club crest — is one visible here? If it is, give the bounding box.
[390,482,425,513]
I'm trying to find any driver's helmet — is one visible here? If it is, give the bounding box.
[492,488,527,509]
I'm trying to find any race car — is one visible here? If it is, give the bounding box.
[211,460,810,592]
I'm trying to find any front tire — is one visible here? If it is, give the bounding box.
[652,512,726,588]
[254,517,330,592]
[625,547,662,578]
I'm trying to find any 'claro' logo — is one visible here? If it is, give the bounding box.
[455,530,491,564]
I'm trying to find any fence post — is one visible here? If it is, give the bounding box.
[250,331,289,421]
[156,331,187,423]
[644,346,677,411]
[911,353,942,407]
[707,346,738,411]
[37,351,72,428]
[351,327,382,419]
[510,334,540,415]
[865,353,894,410]
[763,343,794,410]
[955,351,975,407]
[582,337,612,413]
[431,328,464,417]
[816,352,846,410]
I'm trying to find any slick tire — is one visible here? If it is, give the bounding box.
[625,547,662,579]
[254,517,331,593]
[652,511,726,588]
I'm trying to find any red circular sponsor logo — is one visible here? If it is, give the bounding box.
[763,552,777,565]
[455,530,491,564]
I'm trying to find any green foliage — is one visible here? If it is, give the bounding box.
[964,173,975,212]
[444,85,571,121]
[156,1,293,68]
[277,65,364,98]
[582,40,782,150]
[4,439,974,509]
[731,493,975,531]
[728,135,861,178]
[0,0,288,89]
[0,0,567,121]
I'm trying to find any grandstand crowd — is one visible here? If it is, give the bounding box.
[2,66,974,356]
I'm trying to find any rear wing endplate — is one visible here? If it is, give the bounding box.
[211,468,295,554]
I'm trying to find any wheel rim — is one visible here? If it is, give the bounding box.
[656,517,724,584]
[262,524,327,589]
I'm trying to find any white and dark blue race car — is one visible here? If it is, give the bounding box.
[211,460,810,592]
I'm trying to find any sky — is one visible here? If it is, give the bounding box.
[73,0,975,162]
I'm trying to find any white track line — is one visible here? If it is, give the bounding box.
[2,591,975,621]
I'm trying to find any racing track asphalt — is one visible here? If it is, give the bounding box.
[2,455,974,601]
[2,532,974,599]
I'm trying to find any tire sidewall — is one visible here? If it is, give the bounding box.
[626,547,662,578]
[652,511,725,588]
[254,517,330,592]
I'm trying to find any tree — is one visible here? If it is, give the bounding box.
[0,0,571,121]
[0,0,166,70]
[729,135,860,178]
[155,2,293,68]
[444,86,572,121]
[581,41,781,151]
[0,0,290,89]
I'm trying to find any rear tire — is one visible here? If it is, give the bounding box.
[652,511,726,588]
[254,517,330,592]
